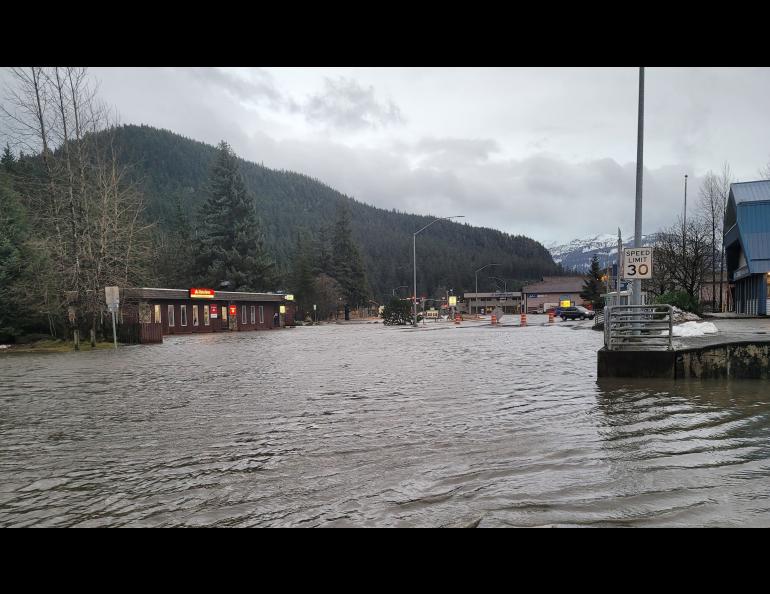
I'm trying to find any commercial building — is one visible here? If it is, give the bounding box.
[521,276,586,314]
[723,180,770,316]
[460,292,522,315]
[117,288,295,343]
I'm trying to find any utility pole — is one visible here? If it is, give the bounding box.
[632,66,645,306]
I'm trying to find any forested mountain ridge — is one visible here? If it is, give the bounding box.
[111,124,559,300]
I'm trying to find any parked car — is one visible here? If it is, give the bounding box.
[560,306,595,321]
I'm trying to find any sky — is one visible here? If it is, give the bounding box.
[15,67,770,245]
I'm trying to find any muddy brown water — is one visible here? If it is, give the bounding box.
[2,319,770,527]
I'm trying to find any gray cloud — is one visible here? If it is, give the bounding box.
[61,67,770,243]
[303,77,404,130]
[186,67,297,112]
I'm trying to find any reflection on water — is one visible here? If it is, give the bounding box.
[1,321,770,527]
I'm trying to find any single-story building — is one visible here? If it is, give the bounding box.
[521,276,587,314]
[723,180,770,316]
[117,288,295,343]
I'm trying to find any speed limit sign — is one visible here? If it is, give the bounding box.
[623,247,653,279]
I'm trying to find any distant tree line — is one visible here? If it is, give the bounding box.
[0,67,559,342]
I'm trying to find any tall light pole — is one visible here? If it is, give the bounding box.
[413,215,465,326]
[632,66,645,306]
[392,285,408,296]
[682,173,688,256]
[474,263,499,316]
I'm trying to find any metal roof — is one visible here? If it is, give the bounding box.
[731,180,770,205]
[522,276,585,294]
[121,288,284,302]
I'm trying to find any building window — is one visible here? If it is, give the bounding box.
[180,305,187,327]
[259,305,264,324]
[168,304,175,327]
[192,305,199,327]
[251,305,256,324]
[154,304,161,324]
[139,302,151,324]
[204,305,210,326]
[242,305,247,324]
[222,306,228,322]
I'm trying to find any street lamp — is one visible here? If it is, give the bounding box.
[488,276,507,293]
[474,263,499,316]
[413,215,465,326]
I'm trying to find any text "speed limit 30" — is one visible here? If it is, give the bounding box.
[623,247,653,279]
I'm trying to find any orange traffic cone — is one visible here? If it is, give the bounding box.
[491,314,497,325]
[455,313,461,325]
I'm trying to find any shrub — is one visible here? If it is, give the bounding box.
[381,298,421,325]
[656,291,699,313]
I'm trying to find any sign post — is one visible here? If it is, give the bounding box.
[105,286,120,349]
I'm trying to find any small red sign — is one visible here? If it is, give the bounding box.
[190,288,215,299]
[229,305,237,316]
[211,305,218,316]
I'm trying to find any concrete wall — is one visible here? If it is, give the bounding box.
[598,341,770,379]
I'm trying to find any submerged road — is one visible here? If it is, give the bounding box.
[2,318,770,527]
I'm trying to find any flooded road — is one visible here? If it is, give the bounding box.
[2,318,770,527]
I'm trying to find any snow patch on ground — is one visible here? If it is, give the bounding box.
[0,344,11,350]
[671,321,719,337]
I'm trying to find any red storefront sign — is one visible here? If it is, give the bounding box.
[210,304,219,319]
[190,288,215,299]
[229,305,237,316]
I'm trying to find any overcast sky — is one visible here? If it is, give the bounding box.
[80,68,770,244]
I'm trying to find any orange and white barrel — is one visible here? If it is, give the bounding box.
[520,313,527,326]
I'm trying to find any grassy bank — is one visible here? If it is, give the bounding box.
[0,339,118,354]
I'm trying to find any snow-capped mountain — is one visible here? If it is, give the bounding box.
[547,233,658,272]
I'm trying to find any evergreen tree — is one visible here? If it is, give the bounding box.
[580,254,605,310]
[0,173,30,339]
[194,141,274,291]
[331,204,368,306]
[289,231,317,317]
[1,144,15,172]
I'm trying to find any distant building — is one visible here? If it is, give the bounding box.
[460,292,522,315]
[115,288,293,343]
[723,180,770,315]
[521,276,586,313]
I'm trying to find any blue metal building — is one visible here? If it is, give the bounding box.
[723,180,770,315]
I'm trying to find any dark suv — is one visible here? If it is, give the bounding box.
[560,306,595,321]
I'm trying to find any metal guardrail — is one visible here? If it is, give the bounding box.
[604,304,673,351]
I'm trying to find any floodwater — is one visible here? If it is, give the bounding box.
[2,317,770,527]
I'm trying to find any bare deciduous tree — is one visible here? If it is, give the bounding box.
[1,67,153,344]
[652,217,713,310]
[698,162,732,311]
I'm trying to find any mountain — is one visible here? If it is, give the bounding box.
[109,125,559,300]
[548,233,659,272]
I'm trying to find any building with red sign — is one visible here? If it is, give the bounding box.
[115,288,295,343]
